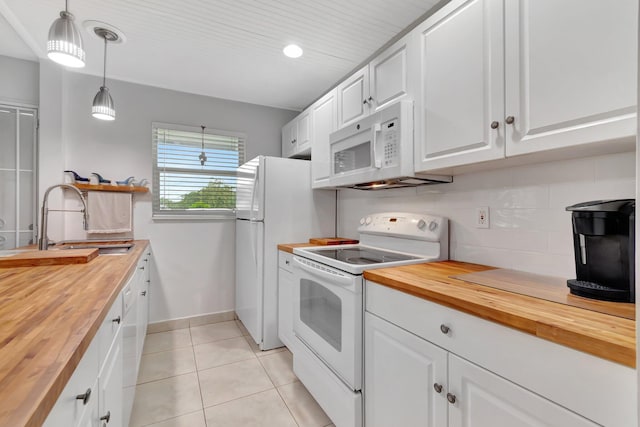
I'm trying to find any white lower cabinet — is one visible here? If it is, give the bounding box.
[277,251,295,349]
[44,246,151,427]
[364,281,635,427]
[364,313,446,427]
[448,354,596,427]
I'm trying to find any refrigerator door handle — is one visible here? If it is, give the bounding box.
[249,221,258,266]
[249,163,260,221]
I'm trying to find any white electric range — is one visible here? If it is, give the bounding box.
[291,212,448,427]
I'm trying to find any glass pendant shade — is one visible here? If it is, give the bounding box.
[92,86,115,120]
[47,11,85,68]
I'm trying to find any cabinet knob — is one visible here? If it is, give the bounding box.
[363,99,369,105]
[490,121,499,129]
[285,260,290,265]
[447,393,457,404]
[75,388,91,405]
[112,316,121,324]
[505,116,515,124]
[433,383,443,393]
[440,324,450,334]
[100,411,111,423]
[146,280,151,283]
[139,266,145,270]
[368,96,374,102]
[141,290,147,296]
[143,258,148,262]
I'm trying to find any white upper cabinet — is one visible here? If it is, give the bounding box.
[337,65,370,128]
[282,109,312,159]
[310,89,338,188]
[338,34,417,128]
[415,0,637,173]
[504,0,638,156]
[414,0,505,172]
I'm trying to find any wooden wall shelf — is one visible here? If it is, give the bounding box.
[72,183,149,193]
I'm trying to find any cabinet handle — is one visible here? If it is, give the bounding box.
[100,411,111,423]
[141,290,147,296]
[146,280,151,283]
[143,258,148,262]
[447,393,457,404]
[368,96,374,102]
[490,121,499,129]
[76,388,91,405]
[440,324,450,334]
[112,316,121,324]
[363,99,369,105]
[147,252,151,256]
[433,383,443,393]
[285,260,290,265]
[505,115,515,124]
[139,266,145,270]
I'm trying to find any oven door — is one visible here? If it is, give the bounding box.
[292,256,362,391]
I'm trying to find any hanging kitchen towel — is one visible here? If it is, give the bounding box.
[87,192,133,233]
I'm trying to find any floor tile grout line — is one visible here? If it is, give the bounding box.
[274,383,302,427]
[200,386,278,411]
[139,409,203,427]
[189,327,208,426]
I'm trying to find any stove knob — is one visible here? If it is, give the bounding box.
[428,221,438,231]
[417,219,426,230]
[359,217,365,225]
[365,216,372,225]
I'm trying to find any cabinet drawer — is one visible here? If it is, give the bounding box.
[43,336,99,427]
[365,280,636,427]
[278,251,294,273]
[98,292,123,373]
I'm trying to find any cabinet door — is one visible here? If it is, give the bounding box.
[99,327,123,427]
[448,354,598,427]
[369,34,416,112]
[310,89,338,188]
[277,265,294,349]
[281,120,297,158]
[296,109,311,155]
[504,0,637,156]
[364,313,447,427]
[414,0,505,173]
[337,65,370,128]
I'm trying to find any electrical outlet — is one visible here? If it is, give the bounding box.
[476,207,490,228]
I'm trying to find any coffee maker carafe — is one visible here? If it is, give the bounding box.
[566,199,635,302]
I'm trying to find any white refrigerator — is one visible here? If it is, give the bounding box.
[236,156,336,350]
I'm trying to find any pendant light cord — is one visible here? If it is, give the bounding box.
[102,36,107,88]
[65,0,68,12]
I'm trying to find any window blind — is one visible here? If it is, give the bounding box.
[152,122,246,219]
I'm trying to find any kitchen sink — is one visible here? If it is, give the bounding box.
[57,243,135,255]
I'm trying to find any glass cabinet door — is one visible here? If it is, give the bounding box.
[0,105,37,250]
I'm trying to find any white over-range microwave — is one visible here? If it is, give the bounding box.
[328,100,452,190]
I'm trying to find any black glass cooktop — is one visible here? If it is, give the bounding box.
[306,247,420,265]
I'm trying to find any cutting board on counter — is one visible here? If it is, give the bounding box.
[451,268,635,320]
[0,249,99,268]
[309,237,359,245]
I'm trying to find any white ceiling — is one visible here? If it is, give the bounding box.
[0,0,442,111]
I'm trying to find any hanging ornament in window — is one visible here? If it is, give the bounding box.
[199,125,207,166]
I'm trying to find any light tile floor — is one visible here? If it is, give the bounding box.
[130,319,334,427]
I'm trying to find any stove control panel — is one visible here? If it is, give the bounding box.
[357,212,446,241]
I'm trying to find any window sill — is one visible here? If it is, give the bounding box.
[152,214,235,222]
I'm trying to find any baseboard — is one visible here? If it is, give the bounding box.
[147,310,237,334]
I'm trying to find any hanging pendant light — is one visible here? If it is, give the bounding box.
[47,0,85,68]
[199,126,208,166]
[92,28,118,121]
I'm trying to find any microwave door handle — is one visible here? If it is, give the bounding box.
[293,257,353,286]
[372,123,382,168]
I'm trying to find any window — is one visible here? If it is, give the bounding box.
[152,122,245,219]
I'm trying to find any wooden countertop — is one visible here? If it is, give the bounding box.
[0,240,150,427]
[277,243,317,253]
[364,261,636,367]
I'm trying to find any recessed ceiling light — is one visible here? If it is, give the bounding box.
[283,44,303,58]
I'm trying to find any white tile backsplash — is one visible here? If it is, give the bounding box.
[338,151,635,278]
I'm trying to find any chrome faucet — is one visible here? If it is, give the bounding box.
[38,184,89,250]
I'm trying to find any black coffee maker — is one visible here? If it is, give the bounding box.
[566,199,635,302]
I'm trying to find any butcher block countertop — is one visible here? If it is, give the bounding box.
[364,261,636,368]
[277,243,316,253]
[0,240,149,427]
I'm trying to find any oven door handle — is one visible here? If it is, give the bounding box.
[293,257,354,286]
